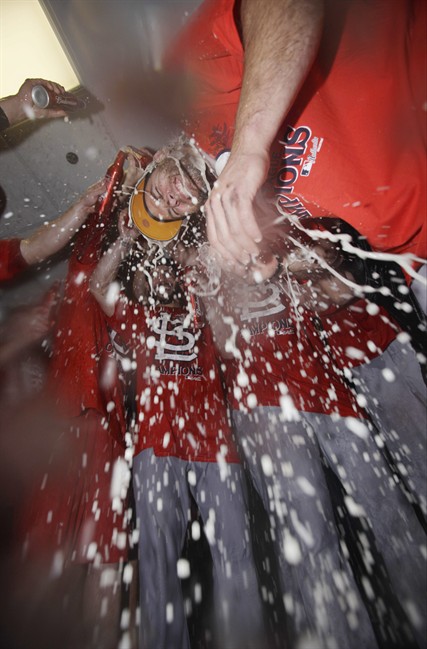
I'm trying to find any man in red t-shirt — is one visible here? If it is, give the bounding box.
[276,215,427,518]
[90,217,266,649]
[166,0,426,272]
[204,266,426,648]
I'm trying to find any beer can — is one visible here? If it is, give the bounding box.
[31,85,86,111]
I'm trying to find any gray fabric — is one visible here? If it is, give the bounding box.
[233,408,379,649]
[351,337,427,515]
[133,449,266,649]
[303,410,427,649]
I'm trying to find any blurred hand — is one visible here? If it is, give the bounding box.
[78,178,107,211]
[122,146,153,193]
[205,151,268,265]
[117,208,140,241]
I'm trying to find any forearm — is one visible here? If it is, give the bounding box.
[202,283,242,360]
[0,79,68,130]
[90,238,132,315]
[0,95,26,129]
[234,0,324,158]
[20,203,90,265]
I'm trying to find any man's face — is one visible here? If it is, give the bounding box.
[144,142,209,221]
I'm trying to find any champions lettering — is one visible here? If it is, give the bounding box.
[249,318,294,337]
[159,364,203,377]
[275,125,313,218]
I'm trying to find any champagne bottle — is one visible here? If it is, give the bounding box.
[76,150,127,264]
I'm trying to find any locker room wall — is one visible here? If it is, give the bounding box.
[0,0,200,313]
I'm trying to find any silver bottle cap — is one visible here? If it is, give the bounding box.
[31,85,50,109]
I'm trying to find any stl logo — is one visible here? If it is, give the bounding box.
[240,283,285,321]
[152,313,197,362]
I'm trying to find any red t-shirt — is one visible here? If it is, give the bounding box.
[223,280,366,419]
[168,0,426,259]
[317,300,400,371]
[47,253,127,446]
[0,238,28,282]
[109,297,240,463]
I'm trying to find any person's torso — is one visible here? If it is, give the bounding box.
[224,278,365,419]
[109,298,239,462]
[169,0,426,258]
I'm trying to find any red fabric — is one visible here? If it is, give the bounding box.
[47,255,127,445]
[0,238,28,283]
[20,411,129,564]
[7,286,129,561]
[168,0,427,259]
[223,283,366,419]
[31,224,129,563]
[166,0,242,157]
[319,300,401,371]
[109,298,241,463]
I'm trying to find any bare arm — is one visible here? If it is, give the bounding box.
[90,209,139,316]
[19,179,106,265]
[203,294,238,360]
[205,0,324,264]
[0,78,68,128]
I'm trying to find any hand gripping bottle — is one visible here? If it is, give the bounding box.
[76,150,127,264]
[31,84,86,111]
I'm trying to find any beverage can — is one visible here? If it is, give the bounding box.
[31,85,86,111]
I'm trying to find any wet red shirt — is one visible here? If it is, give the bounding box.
[318,300,400,371]
[223,280,366,419]
[109,298,240,463]
[47,253,127,446]
[168,0,426,259]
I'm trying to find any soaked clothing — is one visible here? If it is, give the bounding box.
[47,252,127,444]
[223,278,427,647]
[133,449,265,649]
[21,410,128,564]
[168,0,427,258]
[22,239,129,564]
[109,297,240,462]
[224,281,366,420]
[109,298,265,648]
[315,300,399,372]
[318,300,427,516]
[221,279,377,647]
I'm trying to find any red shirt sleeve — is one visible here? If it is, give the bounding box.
[164,0,243,158]
[0,239,28,282]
